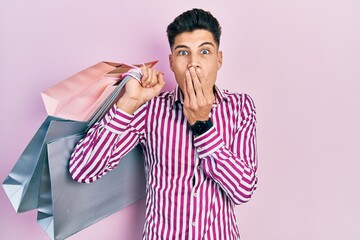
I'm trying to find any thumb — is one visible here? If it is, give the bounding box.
[154,73,165,91]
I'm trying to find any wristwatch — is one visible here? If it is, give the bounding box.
[190,119,213,136]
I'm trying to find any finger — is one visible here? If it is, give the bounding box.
[183,76,190,106]
[185,69,196,103]
[140,66,149,85]
[195,67,206,84]
[195,67,213,97]
[154,73,166,92]
[158,73,165,86]
[150,69,158,87]
[149,69,161,88]
[189,67,204,97]
[142,68,152,87]
[142,68,155,87]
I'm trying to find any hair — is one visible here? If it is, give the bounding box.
[166,8,222,49]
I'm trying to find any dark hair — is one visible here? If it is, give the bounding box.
[166,8,222,49]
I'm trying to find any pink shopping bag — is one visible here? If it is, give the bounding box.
[41,61,157,121]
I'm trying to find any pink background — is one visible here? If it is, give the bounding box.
[1,0,359,239]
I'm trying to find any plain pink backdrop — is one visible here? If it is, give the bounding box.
[1,0,359,239]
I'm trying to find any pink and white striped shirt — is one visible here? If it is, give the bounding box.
[69,85,258,239]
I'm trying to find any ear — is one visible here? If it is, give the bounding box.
[217,51,223,70]
[169,54,174,72]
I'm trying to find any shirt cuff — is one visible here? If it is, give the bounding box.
[103,104,134,134]
[193,126,225,159]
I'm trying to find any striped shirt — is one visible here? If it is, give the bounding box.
[69,85,258,239]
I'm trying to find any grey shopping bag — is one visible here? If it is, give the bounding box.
[37,132,146,240]
[2,70,142,214]
[2,116,88,213]
[35,72,147,239]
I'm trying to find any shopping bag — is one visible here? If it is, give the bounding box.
[2,116,88,213]
[36,73,147,239]
[37,133,146,240]
[2,68,143,213]
[3,60,149,239]
[41,60,157,121]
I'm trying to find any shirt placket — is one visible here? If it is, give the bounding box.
[188,148,202,239]
[189,105,218,239]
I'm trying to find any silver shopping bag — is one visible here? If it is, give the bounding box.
[2,116,88,213]
[37,132,146,240]
[36,72,146,239]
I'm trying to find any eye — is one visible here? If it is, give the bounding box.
[200,49,210,54]
[178,50,188,56]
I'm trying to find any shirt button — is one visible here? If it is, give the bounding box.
[194,192,197,197]
[198,147,202,150]
[197,166,201,170]
[192,222,196,226]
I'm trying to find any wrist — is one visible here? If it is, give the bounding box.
[116,95,143,115]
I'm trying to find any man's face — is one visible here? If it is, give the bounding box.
[169,29,223,94]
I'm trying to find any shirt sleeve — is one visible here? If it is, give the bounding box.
[69,103,147,183]
[194,94,258,205]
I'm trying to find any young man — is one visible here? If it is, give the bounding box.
[69,8,258,239]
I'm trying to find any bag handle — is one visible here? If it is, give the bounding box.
[105,60,158,82]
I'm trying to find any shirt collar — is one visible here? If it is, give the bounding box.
[169,85,229,110]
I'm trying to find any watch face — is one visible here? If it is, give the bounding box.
[194,122,206,132]
[191,120,212,136]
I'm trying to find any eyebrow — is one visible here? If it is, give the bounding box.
[199,42,215,48]
[174,44,189,50]
[173,41,216,50]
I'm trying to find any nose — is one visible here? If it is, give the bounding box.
[187,55,201,69]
